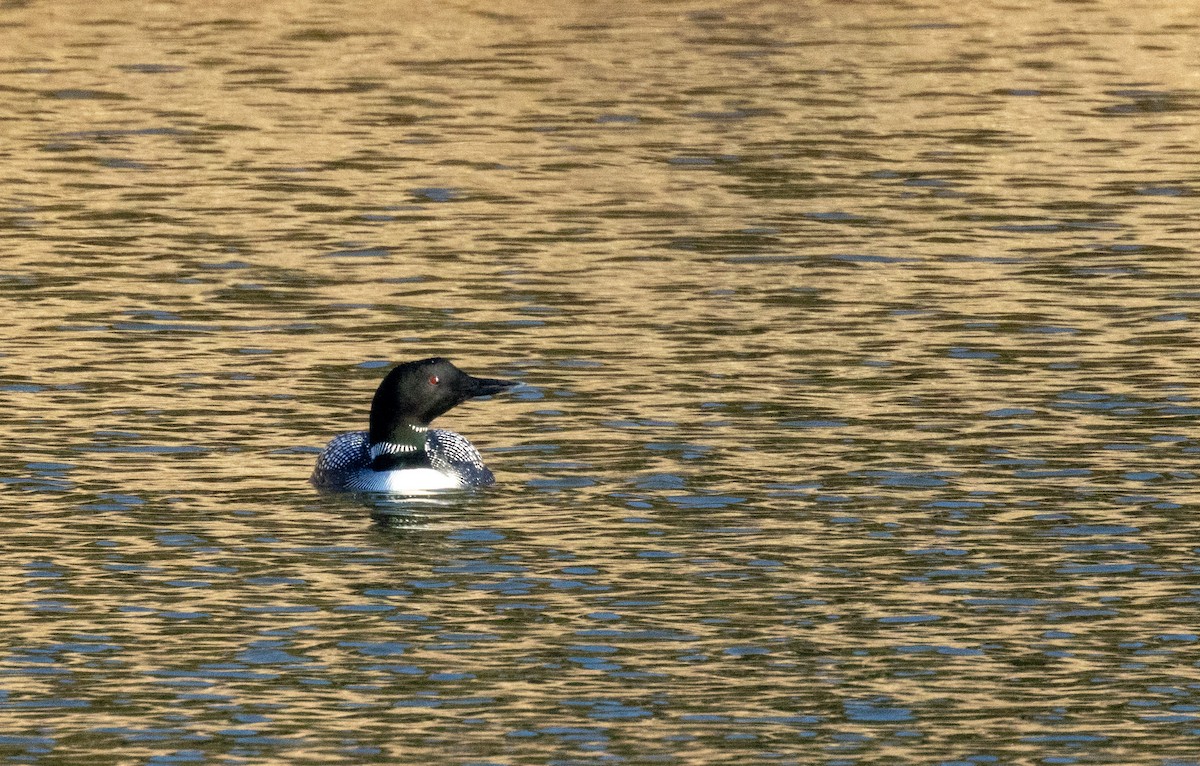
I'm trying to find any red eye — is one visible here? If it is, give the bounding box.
[429,375,440,385]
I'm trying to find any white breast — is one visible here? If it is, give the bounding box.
[351,467,464,494]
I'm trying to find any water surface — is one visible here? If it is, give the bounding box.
[2,0,1200,763]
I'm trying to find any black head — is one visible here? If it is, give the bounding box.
[368,358,516,446]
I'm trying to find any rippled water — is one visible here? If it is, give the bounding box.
[3,0,1200,763]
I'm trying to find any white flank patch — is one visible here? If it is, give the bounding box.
[352,467,463,494]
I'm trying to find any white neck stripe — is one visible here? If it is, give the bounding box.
[369,441,421,459]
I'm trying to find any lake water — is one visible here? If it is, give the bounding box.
[2,0,1199,763]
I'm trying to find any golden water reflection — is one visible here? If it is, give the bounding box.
[1,0,1199,762]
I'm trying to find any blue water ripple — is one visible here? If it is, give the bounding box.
[1045,525,1138,536]
[339,641,408,657]
[448,529,506,542]
[985,408,1037,418]
[844,699,914,722]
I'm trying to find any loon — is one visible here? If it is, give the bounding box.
[311,358,516,493]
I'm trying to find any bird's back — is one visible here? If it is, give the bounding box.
[426,428,496,487]
[311,429,495,491]
[310,430,371,490]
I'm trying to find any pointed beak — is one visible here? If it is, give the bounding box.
[467,375,517,399]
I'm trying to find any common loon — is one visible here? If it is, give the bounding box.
[311,358,516,493]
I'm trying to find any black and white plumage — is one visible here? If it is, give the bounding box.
[312,429,497,491]
[311,358,515,494]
